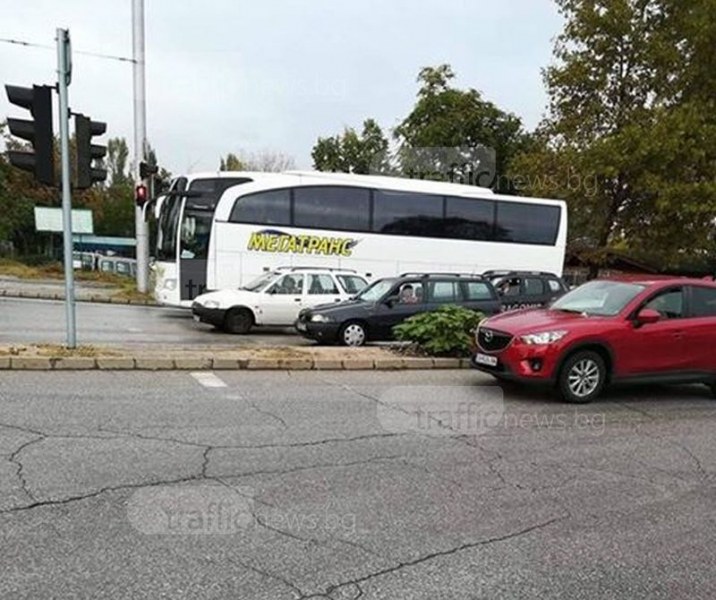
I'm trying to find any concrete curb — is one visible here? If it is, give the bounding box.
[0,289,156,306]
[0,355,470,371]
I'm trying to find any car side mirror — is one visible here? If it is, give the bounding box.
[384,294,400,308]
[636,308,661,326]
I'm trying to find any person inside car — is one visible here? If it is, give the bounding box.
[399,284,418,304]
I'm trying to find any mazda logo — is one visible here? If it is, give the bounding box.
[484,330,493,342]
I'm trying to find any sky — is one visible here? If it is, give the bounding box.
[0,0,563,175]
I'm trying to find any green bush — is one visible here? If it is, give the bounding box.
[393,305,485,357]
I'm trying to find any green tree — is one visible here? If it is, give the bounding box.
[312,118,389,174]
[394,65,531,193]
[219,153,245,171]
[512,0,716,270]
[106,138,131,187]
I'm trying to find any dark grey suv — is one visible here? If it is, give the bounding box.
[296,273,501,346]
[484,270,568,312]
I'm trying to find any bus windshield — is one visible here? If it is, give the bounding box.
[156,195,182,261]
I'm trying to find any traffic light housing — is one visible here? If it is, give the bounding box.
[75,114,107,189]
[139,161,158,180]
[4,84,55,186]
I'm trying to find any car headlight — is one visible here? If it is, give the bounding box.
[310,314,333,323]
[203,300,220,309]
[520,330,568,345]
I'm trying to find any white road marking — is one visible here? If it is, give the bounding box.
[191,372,227,388]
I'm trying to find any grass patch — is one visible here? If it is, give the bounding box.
[0,258,130,286]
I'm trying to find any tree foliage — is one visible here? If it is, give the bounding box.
[312,119,389,174]
[0,129,166,256]
[512,0,716,269]
[394,65,531,192]
[220,150,296,172]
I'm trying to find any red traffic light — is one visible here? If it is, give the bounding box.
[135,184,148,205]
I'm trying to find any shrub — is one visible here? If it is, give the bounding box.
[393,305,485,357]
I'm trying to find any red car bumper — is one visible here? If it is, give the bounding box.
[472,339,564,384]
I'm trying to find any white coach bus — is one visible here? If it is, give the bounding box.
[153,171,567,307]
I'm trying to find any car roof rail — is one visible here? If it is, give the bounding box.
[273,266,358,273]
[483,270,558,278]
[399,272,484,279]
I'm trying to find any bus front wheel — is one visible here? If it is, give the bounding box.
[224,308,253,335]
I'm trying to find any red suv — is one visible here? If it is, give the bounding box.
[472,278,716,403]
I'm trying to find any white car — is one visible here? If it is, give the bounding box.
[191,268,368,334]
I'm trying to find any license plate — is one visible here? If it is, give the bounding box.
[475,353,497,367]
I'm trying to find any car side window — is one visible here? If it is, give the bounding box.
[524,278,544,296]
[463,281,493,301]
[644,288,684,319]
[427,281,460,304]
[690,286,716,317]
[548,279,563,293]
[397,282,424,304]
[269,274,304,295]
[498,277,521,297]
[307,274,339,295]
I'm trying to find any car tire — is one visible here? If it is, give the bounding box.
[339,321,367,347]
[710,382,716,399]
[224,307,253,334]
[557,350,607,404]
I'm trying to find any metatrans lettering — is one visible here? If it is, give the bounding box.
[247,231,357,257]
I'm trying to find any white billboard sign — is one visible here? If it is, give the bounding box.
[34,207,94,234]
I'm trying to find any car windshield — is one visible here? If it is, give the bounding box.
[355,278,397,302]
[242,272,277,292]
[551,280,645,316]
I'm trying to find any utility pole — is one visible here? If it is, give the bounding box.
[56,28,76,348]
[132,0,149,293]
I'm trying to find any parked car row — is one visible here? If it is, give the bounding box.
[191,267,716,403]
[192,267,568,343]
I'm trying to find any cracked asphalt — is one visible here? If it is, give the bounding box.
[1,370,716,599]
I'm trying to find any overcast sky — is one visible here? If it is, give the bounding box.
[1,0,563,175]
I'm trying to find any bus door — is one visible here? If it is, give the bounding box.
[178,177,252,301]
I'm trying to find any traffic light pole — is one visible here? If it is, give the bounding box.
[56,28,77,348]
[132,0,150,294]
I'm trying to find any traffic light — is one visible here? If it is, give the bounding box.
[75,114,107,189]
[139,161,158,180]
[4,84,55,185]
[135,183,148,205]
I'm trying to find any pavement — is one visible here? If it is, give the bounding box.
[1,370,716,599]
[0,297,302,347]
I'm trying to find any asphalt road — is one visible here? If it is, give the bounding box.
[1,370,715,599]
[0,297,304,347]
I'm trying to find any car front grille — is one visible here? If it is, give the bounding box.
[477,327,513,353]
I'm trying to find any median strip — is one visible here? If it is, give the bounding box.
[0,344,471,371]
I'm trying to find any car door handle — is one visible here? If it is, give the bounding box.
[294,298,302,302]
